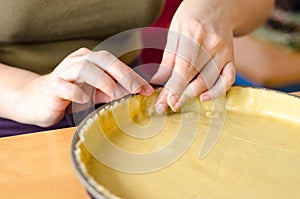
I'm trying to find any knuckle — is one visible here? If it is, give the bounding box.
[77,47,91,54]
[118,65,132,78]
[97,50,113,58]
[96,50,117,70]
[68,47,91,58]
[175,57,192,71]
[77,60,90,74]
[51,77,70,98]
[189,19,204,38]
[51,77,61,90]
[207,33,222,52]
[78,59,89,67]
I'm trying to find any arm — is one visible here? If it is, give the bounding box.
[231,0,274,36]
[0,48,154,127]
[0,64,39,125]
[151,0,274,114]
[291,92,300,97]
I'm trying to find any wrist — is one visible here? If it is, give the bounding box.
[17,74,45,125]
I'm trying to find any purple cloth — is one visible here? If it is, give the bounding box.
[0,114,74,137]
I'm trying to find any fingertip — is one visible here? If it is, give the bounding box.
[200,93,211,102]
[140,84,155,96]
[167,94,179,112]
[173,102,181,112]
[131,81,142,93]
[150,64,173,85]
[94,91,113,104]
[113,86,128,99]
[155,103,167,115]
[150,73,164,85]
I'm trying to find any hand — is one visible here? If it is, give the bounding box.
[23,48,154,127]
[151,0,236,114]
[291,91,300,97]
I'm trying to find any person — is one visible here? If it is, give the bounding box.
[234,0,300,92]
[0,0,274,136]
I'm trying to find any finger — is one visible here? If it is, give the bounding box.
[178,19,213,73]
[52,77,89,104]
[68,47,91,58]
[86,50,154,95]
[112,85,130,100]
[150,51,175,84]
[164,69,190,111]
[178,51,225,105]
[60,60,118,98]
[165,34,201,111]
[151,30,179,84]
[75,83,129,105]
[200,61,236,101]
[155,87,169,115]
[165,27,214,111]
[94,91,113,104]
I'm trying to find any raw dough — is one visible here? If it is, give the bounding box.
[75,87,300,199]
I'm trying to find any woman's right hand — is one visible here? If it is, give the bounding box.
[23,48,154,127]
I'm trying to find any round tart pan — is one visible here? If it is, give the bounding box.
[71,86,300,199]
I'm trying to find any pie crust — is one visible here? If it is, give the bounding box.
[73,87,300,199]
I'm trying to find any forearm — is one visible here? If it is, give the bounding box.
[230,0,274,36]
[0,63,40,123]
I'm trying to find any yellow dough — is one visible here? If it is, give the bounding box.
[74,87,300,199]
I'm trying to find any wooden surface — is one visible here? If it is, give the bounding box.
[0,127,89,199]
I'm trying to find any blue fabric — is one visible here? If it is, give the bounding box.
[235,73,300,92]
[234,73,262,88]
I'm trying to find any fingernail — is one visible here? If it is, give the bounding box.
[81,94,90,103]
[169,95,178,107]
[132,81,141,93]
[201,94,210,102]
[173,102,181,112]
[114,88,122,98]
[143,84,154,95]
[156,104,166,115]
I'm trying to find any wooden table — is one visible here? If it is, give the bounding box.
[0,127,89,199]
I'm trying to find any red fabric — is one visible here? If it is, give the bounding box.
[141,0,182,65]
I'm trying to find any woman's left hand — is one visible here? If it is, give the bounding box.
[151,0,236,114]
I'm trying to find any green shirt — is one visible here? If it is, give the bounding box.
[0,0,164,74]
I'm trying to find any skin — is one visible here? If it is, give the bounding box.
[151,0,274,114]
[0,0,274,127]
[0,49,154,127]
[234,35,300,87]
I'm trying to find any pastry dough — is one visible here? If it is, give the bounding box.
[74,87,300,199]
